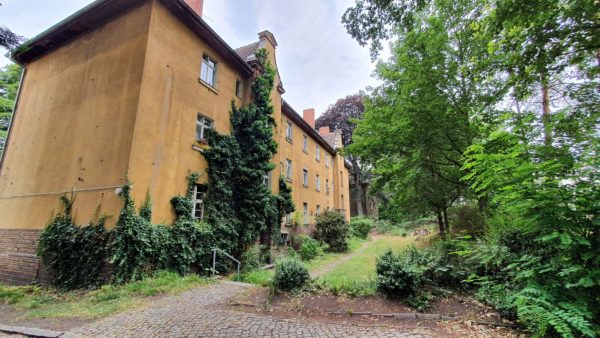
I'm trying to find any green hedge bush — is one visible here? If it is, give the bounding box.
[376,250,423,298]
[273,258,310,291]
[314,210,348,252]
[298,235,327,261]
[350,216,373,239]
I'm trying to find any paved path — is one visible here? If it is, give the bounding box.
[66,281,427,338]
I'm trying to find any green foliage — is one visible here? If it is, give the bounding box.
[273,258,310,292]
[314,210,349,252]
[201,48,285,258]
[375,250,422,298]
[298,235,327,261]
[37,196,109,289]
[349,216,372,239]
[241,244,264,272]
[0,63,22,155]
[343,0,598,335]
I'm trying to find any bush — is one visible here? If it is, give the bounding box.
[374,219,395,233]
[350,216,373,239]
[37,196,109,289]
[273,258,310,291]
[315,210,349,252]
[241,244,264,272]
[298,235,327,261]
[376,250,423,298]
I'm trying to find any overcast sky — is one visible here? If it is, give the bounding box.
[0,0,382,116]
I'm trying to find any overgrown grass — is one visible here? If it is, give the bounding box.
[238,269,273,286]
[237,237,368,287]
[0,271,210,319]
[317,235,418,296]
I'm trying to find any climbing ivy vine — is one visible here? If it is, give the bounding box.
[202,48,294,259]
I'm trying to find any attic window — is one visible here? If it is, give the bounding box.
[200,55,217,87]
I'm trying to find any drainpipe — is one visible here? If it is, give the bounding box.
[0,63,26,174]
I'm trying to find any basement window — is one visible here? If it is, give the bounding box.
[192,184,207,220]
[200,55,217,87]
[196,113,213,142]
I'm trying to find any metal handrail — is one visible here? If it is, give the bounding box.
[212,248,241,281]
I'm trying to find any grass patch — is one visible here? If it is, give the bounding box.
[0,271,210,319]
[317,235,417,296]
[238,269,273,286]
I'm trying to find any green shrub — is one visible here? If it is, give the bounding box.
[350,216,373,239]
[315,210,349,252]
[241,244,264,272]
[298,235,327,261]
[374,219,395,233]
[376,250,423,298]
[273,258,310,291]
[37,196,109,289]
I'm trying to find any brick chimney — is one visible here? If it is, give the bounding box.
[184,0,204,17]
[319,126,331,135]
[303,108,315,129]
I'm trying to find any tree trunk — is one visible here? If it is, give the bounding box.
[442,208,450,235]
[541,79,552,147]
[437,209,446,238]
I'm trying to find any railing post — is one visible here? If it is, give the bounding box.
[237,262,240,282]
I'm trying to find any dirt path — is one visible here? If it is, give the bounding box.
[309,237,375,279]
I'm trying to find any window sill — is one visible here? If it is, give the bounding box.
[303,149,308,155]
[286,178,293,183]
[286,137,293,144]
[302,184,309,188]
[198,78,219,94]
[316,159,320,163]
[316,190,320,193]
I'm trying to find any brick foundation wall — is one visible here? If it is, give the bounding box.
[0,229,51,285]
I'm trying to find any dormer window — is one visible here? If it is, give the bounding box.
[200,55,217,87]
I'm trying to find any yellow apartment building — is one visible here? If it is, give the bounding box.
[0,0,350,284]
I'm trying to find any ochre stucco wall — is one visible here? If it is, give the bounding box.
[126,0,249,224]
[0,2,153,229]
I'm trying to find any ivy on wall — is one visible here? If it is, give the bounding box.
[37,49,296,289]
[202,48,294,258]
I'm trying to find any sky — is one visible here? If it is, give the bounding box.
[0,0,383,117]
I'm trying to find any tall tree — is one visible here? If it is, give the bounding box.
[345,0,504,234]
[0,63,22,156]
[315,94,369,215]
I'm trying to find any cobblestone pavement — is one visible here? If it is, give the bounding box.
[67,282,429,338]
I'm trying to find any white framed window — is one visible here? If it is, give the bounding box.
[303,135,308,153]
[302,168,308,187]
[200,55,217,87]
[192,184,207,220]
[235,79,243,97]
[196,113,213,141]
[326,179,330,195]
[303,203,308,224]
[285,121,293,141]
[316,205,321,216]
[316,145,320,161]
[285,159,292,179]
[263,171,272,188]
[325,154,330,168]
[316,174,321,192]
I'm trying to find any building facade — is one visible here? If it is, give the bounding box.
[0,0,350,284]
